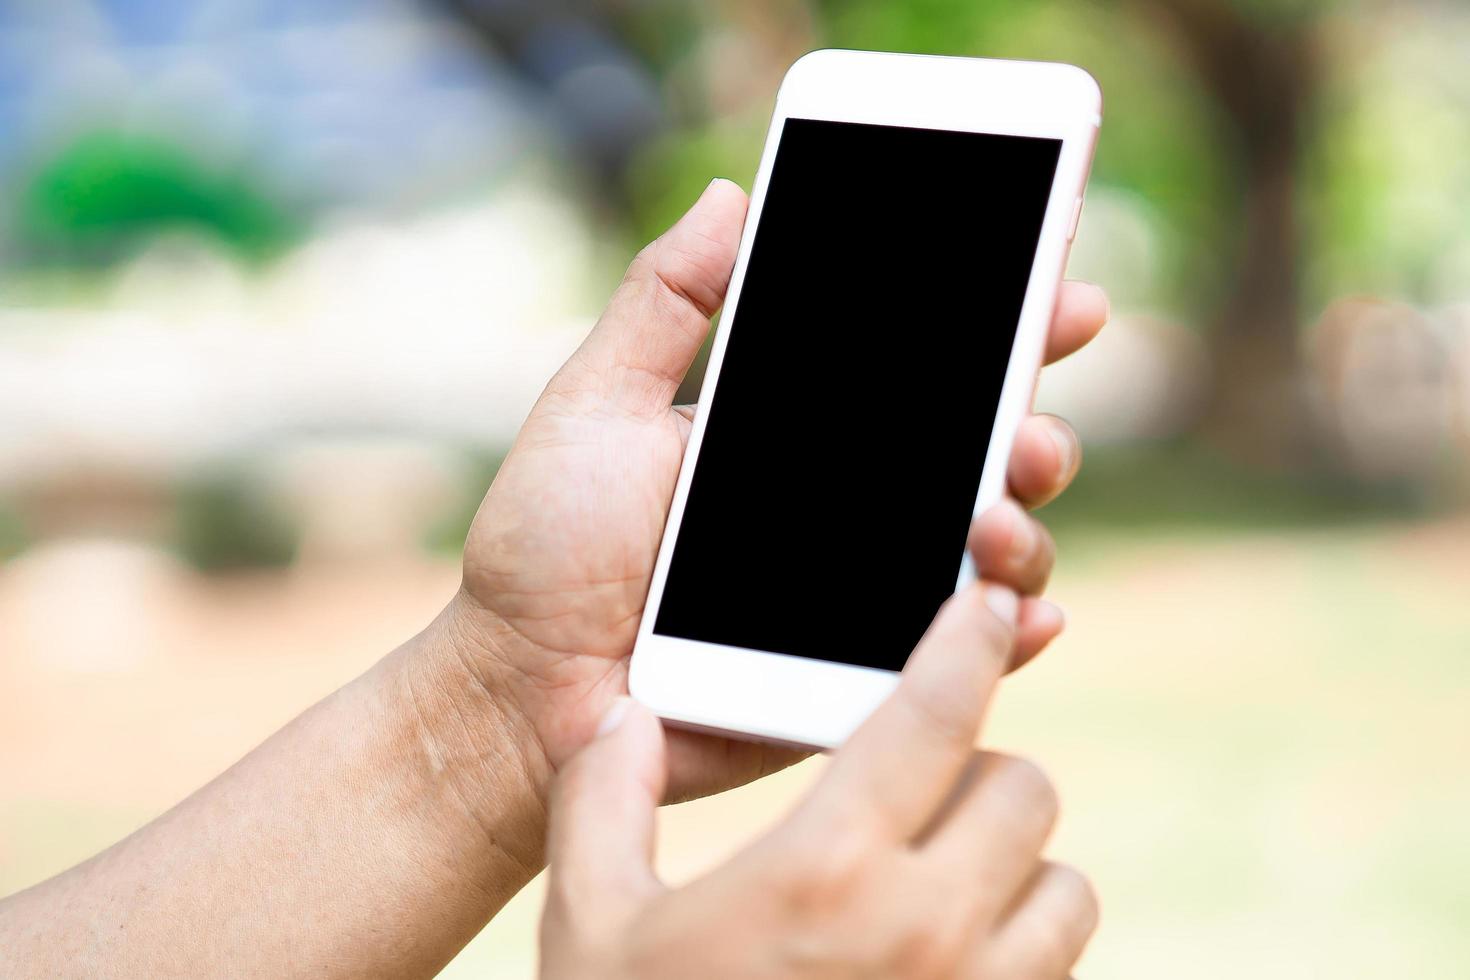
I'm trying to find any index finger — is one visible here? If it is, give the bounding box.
[793,583,1019,842]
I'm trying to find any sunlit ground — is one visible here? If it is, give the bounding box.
[3,518,1469,979]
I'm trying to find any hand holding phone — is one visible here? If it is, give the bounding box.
[542,583,1098,979]
[451,51,1106,801]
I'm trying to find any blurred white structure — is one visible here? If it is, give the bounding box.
[0,538,189,673]
[1308,297,1462,482]
[1034,314,1210,445]
[0,182,591,480]
[262,439,463,565]
[1036,185,1212,444]
[0,180,594,555]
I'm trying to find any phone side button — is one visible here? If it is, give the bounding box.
[1066,196,1084,241]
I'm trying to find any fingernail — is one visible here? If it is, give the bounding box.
[1007,503,1036,564]
[596,697,633,738]
[1048,420,1078,478]
[985,585,1018,628]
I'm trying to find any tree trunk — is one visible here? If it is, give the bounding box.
[1129,0,1323,464]
[428,0,666,216]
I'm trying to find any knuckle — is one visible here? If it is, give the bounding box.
[628,238,662,276]
[900,674,979,748]
[1016,864,1099,973]
[779,835,871,922]
[637,234,721,320]
[617,247,660,305]
[989,754,1060,835]
[1033,520,1057,566]
[653,236,698,284]
[883,915,964,980]
[541,873,604,951]
[1028,923,1076,976]
[1028,525,1057,591]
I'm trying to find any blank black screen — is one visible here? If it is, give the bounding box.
[654,118,1060,672]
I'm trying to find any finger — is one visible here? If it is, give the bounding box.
[969,500,1056,596]
[969,862,1099,979]
[1007,414,1080,509]
[917,753,1059,924]
[797,583,1018,841]
[662,728,810,805]
[567,179,748,415]
[546,698,667,919]
[1043,281,1109,366]
[1010,598,1066,673]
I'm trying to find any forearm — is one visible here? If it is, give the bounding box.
[0,601,552,978]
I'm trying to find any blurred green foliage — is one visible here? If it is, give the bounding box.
[424,451,506,558]
[1307,47,1470,306]
[0,503,29,562]
[628,117,769,246]
[623,1,1470,321]
[622,1,1230,321]
[173,474,297,572]
[1040,443,1434,547]
[816,0,1021,58]
[16,132,301,266]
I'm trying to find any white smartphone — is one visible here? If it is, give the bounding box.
[629,49,1101,750]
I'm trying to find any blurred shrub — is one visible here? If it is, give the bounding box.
[1041,442,1430,544]
[173,473,297,572]
[0,503,29,561]
[423,451,506,558]
[817,0,1020,58]
[15,132,301,267]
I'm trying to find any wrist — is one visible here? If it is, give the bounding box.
[381,594,556,881]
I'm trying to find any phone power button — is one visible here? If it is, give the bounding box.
[1066,197,1084,241]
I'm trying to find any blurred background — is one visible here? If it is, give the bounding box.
[2,1,1468,976]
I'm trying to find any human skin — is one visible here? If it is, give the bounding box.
[0,180,1108,977]
[540,586,1097,979]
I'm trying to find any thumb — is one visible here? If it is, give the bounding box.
[565,179,748,415]
[546,698,668,916]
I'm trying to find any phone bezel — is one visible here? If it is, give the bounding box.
[629,49,1101,750]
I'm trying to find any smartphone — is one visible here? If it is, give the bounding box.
[629,50,1101,750]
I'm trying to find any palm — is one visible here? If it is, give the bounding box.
[468,404,685,653]
[460,182,799,800]
[463,398,712,762]
[466,395,799,800]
